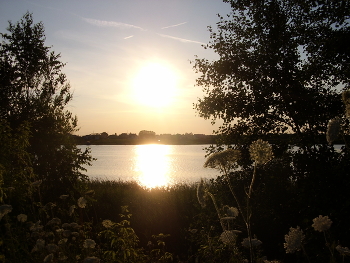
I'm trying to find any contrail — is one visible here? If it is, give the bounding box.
[161,22,187,29]
[82,17,144,30]
[157,33,205,45]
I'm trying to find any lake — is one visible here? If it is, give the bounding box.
[78,145,219,188]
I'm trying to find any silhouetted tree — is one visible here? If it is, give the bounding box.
[193,0,349,148]
[0,12,92,201]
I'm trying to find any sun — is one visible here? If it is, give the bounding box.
[132,61,178,108]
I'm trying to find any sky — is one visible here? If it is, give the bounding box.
[0,0,230,136]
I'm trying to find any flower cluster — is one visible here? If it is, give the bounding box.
[219,230,237,245]
[336,245,350,256]
[102,219,114,229]
[204,149,240,172]
[249,139,273,165]
[284,226,304,253]
[83,239,96,249]
[312,215,332,232]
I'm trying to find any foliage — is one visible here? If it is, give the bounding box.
[193,0,349,147]
[0,12,92,201]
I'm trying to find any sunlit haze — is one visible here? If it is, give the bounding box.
[0,0,230,135]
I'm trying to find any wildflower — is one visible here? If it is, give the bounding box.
[102,219,114,229]
[0,204,12,220]
[17,214,27,222]
[226,206,239,217]
[83,256,100,263]
[69,205,75,216]
[284,226,304,253]
[220,230,237,245]
[204,149,240,172]
[241,237,262,248]
[31,180,42,187]
[78,197,87,208]
[312,215,332,232]
[47,217,61,226]
[43,253,54,262]
[83,239,96,249]
[336,245,350,256]
[249,139,273,165]
[59,194,69,200]
[46,243,59,253]
[196,179,207,208]
[326,118,341,145]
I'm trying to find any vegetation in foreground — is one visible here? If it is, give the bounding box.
[1,1,350,262]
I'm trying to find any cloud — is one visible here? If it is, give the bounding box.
[82,17,144,30]
[124,35,134,40]
[157,33,205,45]
[161,22,187,29]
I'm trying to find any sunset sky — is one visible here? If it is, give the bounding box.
[0,0,230,136]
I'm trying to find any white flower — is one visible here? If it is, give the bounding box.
[241,237,262,248]
[0,204,12,220]
[204,149,240,172]
[83,239,96,249]
[312,215,332,232]
[219,230,237,245]
[78,197,87,208]
[249,139,273,165]
[17,214,27,222]
[102,219,114,229]
[336,245,350,256]
[284,226,304,253]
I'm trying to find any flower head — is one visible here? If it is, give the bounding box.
[102,219,114,229]
[284,226,304,253]
[219,230,237,245]
[78,197,87,208]
[336,245,350,256]
[17,214,27,222]
[226,206,239,218]
[249,139,273,165]
[312,215,332,232]
[204,149,240,172]
[83,239,96,249]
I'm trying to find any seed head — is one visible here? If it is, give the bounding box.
[249,139,273,165]
[284,226,304,253]
[204,149,240,172]
[312,215,332,232]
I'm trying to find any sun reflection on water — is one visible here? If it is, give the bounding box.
[133,144,174,188]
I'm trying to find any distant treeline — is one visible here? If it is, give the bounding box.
[73,131,347,145]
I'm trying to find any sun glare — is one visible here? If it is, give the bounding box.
[132,62,178,108]
[133,144,174,188]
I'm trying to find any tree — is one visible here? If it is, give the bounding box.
[193,0,350,147]
[0,13,92,201]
